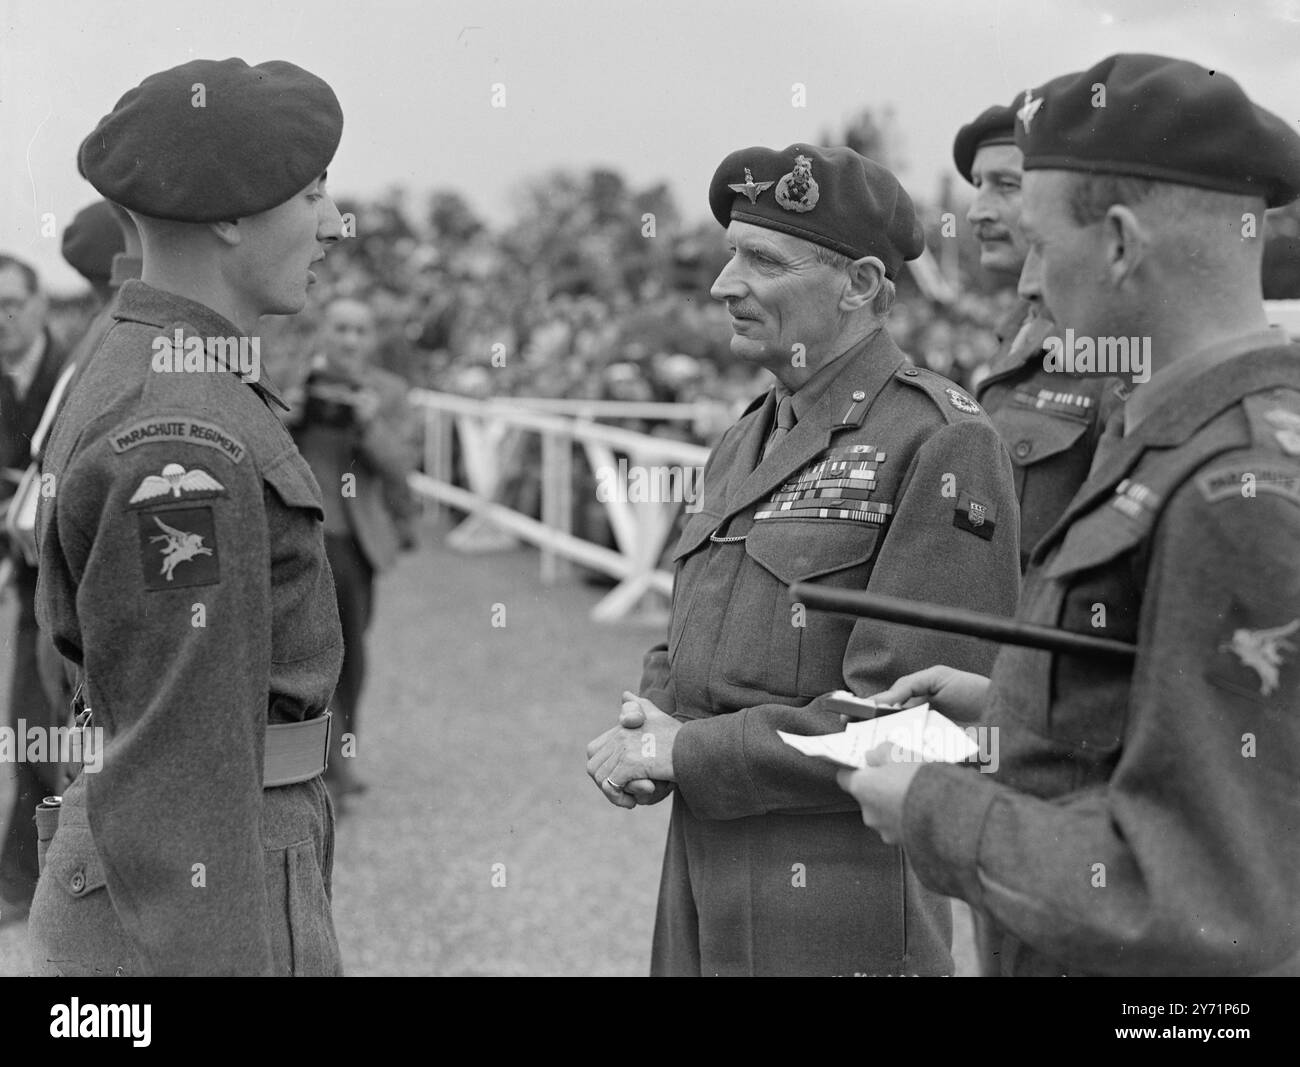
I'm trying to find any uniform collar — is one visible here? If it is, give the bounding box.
[778,337,867,423]
[1124,326,1287,436]
[112,280,290,411]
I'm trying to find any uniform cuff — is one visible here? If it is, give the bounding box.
[901,762,1000,903]
[673,714,763,821]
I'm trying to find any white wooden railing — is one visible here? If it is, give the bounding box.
[408,392,719,621]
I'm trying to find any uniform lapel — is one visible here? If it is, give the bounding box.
[723,331,903,520]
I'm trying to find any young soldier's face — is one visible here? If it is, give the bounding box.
[710,222,847,371]
[967,144,1028,276]
[235,174,342,316]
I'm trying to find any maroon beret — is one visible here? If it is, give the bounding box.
[1015,54,1300,208]
[952,100,1019,185]
[61,199,125,285]
[709,144,925,279]
[79,58,343,223]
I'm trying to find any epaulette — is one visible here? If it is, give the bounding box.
[893,363,984,422]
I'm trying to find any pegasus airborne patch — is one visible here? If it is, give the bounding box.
[138,507,220,591]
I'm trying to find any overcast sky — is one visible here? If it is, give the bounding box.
[3,0,1298,292]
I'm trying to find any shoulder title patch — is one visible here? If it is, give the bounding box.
[110,418,247,464]
[1196,465,1300,506]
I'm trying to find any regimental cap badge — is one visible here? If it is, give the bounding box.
[775,154,820,213]
[1017,88,1043,133]
[728,167,775,205]
[946,387,980,414]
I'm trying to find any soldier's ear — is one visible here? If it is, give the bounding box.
[841,256,886,312]
[1102,205,1149,286]
[208,220,242,247]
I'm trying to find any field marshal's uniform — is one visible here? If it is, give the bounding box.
[955,97,1126,570]
[901,56,1300,976]
[640,146,1022,976]
[30,59,346,976]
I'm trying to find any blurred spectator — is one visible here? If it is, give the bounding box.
[286,298,420,807]
[0,254,67,924]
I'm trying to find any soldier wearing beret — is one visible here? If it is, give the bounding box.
[840,54,1300,976]
[954,94,1125,570]
[586,144,1021,976]
[61,200,127,306]
[30,58,347,975]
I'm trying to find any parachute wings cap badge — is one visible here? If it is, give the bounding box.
[946,387,980,414]
[775,155,820,213]
[1222,618,1300,697]
[128,463,225,505]
[1017,88,1043,133]
[729,167,775,205]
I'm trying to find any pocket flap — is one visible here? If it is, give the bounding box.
[744,519,881,583]
[43,827,108,897]
[671,509,722,561]
[995,405,1090,466]
[262,450,325,519]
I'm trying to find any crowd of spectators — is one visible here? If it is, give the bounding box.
[47,166,1300,453]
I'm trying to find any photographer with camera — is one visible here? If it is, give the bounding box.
[288,297,420,808]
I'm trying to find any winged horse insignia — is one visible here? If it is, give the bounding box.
[149,515,214,581]
[1222,618,1300,696]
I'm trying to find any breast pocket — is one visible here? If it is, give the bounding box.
[1038,506,1144,756]
[721,519,882,698]
[260,450,342,681]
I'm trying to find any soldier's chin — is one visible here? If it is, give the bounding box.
[728,334,773,363]
[267,288,310,317]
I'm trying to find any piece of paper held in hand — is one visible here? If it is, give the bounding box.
[777,704,979,769]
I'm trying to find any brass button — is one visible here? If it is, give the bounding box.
[70,870,86,894]
[903,368,919,377]
[852,390,866,401]
[1014,440,1032,458]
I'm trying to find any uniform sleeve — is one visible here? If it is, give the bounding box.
[672,417,1021,821]
[61,425,277,975]
[901,471,1300,974]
